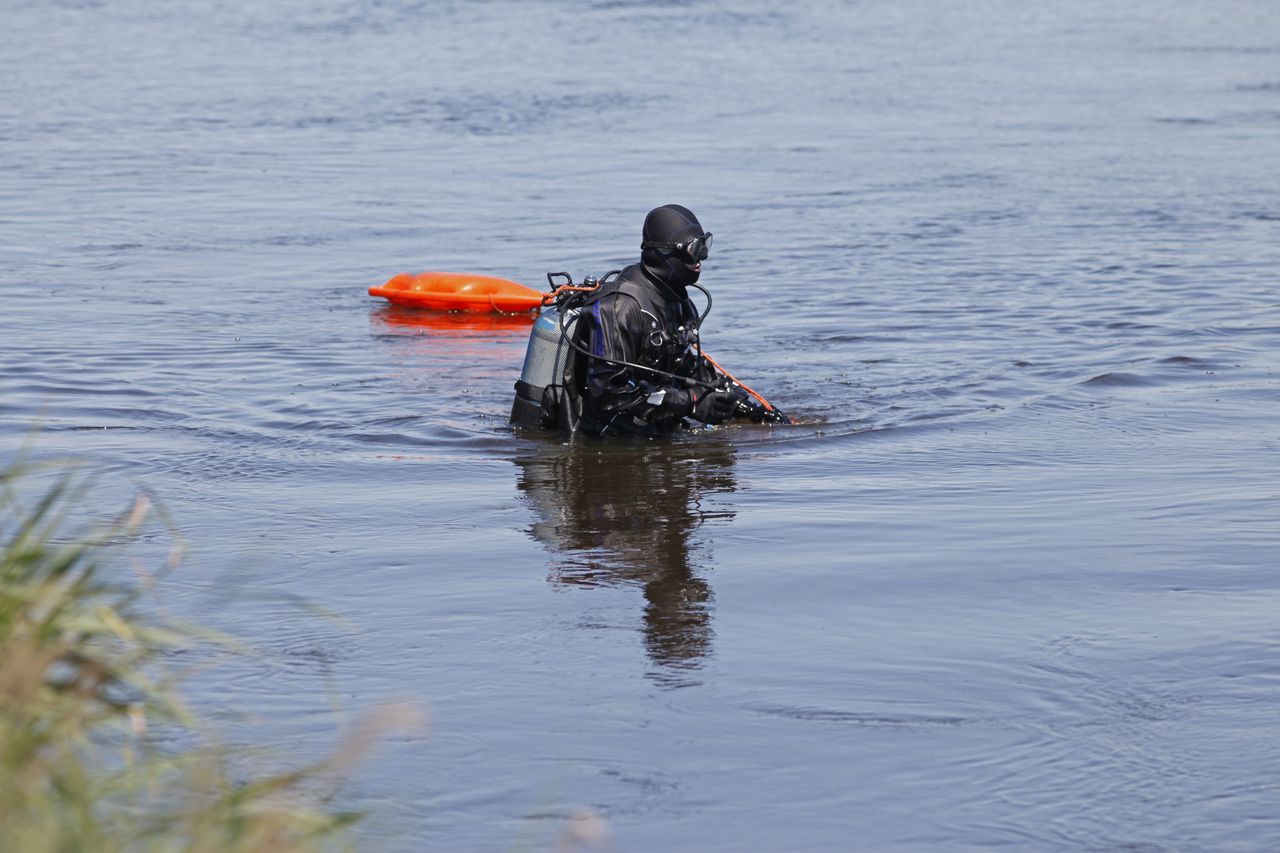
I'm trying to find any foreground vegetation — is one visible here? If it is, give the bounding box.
[0,460,406,852]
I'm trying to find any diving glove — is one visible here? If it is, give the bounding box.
[693,384,749,425]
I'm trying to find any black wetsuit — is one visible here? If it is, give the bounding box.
[578,263,719,437]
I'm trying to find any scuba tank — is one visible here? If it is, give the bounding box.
[509,272,603,431]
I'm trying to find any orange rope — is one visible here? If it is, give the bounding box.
[540,284,602,305]
[701,351,781,414]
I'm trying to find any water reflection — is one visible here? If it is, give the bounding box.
[367,306,532,390]
[371,305,537,334]
[514,440,737,685]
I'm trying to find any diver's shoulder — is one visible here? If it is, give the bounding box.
[614,264,667,299]
[590,265,649,304]
[602,263,646,289]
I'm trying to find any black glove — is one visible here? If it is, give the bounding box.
[648,387,694,419]
[736,395,769,422]
[693,384,749,425]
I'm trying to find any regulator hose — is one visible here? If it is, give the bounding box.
[555,308,722,393]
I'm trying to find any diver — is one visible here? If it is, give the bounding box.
[579,205,745,436]
[509,204,790,435]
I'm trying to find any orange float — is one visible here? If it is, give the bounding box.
[369,272,544,314]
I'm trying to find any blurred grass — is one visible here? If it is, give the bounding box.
[0,458,421,852]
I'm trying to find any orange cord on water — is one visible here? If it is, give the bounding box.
[700,351,781,414]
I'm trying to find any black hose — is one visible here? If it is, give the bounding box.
[555,307,722,393]
[688,280,713,329]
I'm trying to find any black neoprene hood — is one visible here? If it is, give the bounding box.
[640,204,706,289]
[643,204,704,245]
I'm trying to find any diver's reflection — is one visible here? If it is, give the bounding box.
[515,440,737,685]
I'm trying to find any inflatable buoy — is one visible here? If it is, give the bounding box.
[369,272,544,314]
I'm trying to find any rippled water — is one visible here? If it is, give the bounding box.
[4,1,1280,850]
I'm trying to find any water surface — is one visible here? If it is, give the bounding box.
[3,1,1279,850]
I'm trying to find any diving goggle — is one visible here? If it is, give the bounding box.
[642,232,713,263]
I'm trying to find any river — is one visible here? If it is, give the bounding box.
[3,1,1279,850]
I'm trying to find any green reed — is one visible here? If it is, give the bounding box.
[0,459,418,852]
